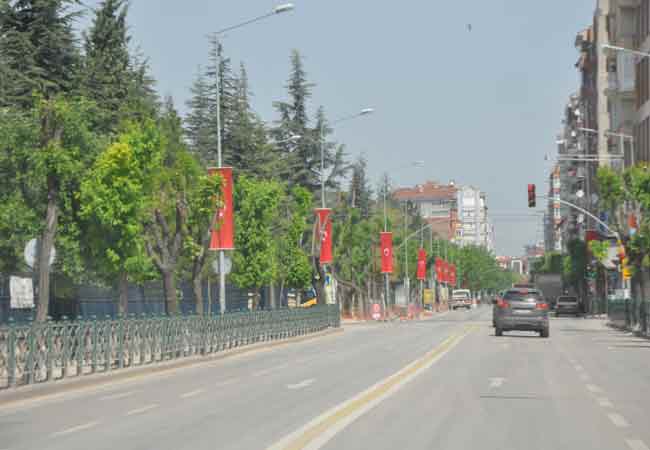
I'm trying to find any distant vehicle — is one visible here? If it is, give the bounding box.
[492,291,505,326]
[533,273,563,309]
[450,289,472,310]
[555,295,580,317]
[494,288,550,338]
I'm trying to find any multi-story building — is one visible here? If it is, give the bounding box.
[634,0,650,164]
[392,181,493,249]
[605,0,637,168]
[392,181,458,241]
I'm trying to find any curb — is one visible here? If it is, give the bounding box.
[0,327,343,411]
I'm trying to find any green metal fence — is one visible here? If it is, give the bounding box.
[607,298,650,335]
[0,305,340,389]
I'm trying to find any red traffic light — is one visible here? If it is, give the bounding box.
[527,184,536,208]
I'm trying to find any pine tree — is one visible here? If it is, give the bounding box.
[229,63,275,178]
[81,0,131,132]
[0,0,81,108]
[202,37,237,166]
[185,66,213,164]
[273,50,347,194]
[273,50,316,189]
[349,155,372,217]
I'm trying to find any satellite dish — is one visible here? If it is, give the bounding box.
[577,214,585,224]
[212,256,232,274]
[575,190,585,199]
[24,238,55,269]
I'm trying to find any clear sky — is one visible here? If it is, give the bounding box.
[82,0,596,256]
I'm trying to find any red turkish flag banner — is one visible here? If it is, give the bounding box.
[443,260,450,284]
[450,264,457,286]
[417,248,427,281]
[209,167,235,251]
[380,232,393,274]
[315,208,333,265]
[435,257,443,281]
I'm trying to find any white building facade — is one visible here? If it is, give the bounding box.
[456,186,493,250]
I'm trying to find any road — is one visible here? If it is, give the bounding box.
[2,306,650,450]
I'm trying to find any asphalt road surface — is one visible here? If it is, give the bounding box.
[2,306,650,450]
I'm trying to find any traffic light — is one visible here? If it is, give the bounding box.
[527,184,536,208]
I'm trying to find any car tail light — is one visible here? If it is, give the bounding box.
[497,299,509,309]
[536,303,549,310]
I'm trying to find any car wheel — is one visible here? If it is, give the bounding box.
[495,327,503,337]
[541,328,549,338]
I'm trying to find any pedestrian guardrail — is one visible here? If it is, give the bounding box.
[607,298,650,335]
[0,305,340,389]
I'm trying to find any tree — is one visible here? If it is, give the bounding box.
[228,63,276,178]
[230,176,283,308]
[143,98,192,314]
[81,0,132,133]
[0,0,81,108]
[185,66,213,164]
[80,120,162,315]
[276,185,314,302]
[1,97,101,321]
[182,164,222,315]
[349,155,372,217]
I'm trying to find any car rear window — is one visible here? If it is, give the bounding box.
[503,291,542,302]
[558,297,578,303]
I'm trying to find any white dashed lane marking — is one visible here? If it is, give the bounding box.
[100,390,137,401]
[125,404,159,416]
[607,413,630,428]
[253,364,289,377]
[586,384,603,393]
[579,373,591,381]
[50,421,100,437]
[180,389,205,399]
[626,439,650,450]
[597,397,613,408]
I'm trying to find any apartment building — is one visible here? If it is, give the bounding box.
[393,181,494,249]
[392,181,458,241]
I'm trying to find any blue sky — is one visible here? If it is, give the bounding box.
[83,0,596,255]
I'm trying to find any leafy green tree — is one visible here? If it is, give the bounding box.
[185,66,213,164]
[142,98,194,314]
[80,120,162,314]
[231,176,283,307]
[276,185,313,301]
[182,165,222,315]
[0,97,101,321]
[0,0,81,108]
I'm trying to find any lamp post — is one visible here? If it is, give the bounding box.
[380,161,423,314]
[211,3,294,314]
[317,108,374,306]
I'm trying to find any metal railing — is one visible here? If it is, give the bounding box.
[607,298,650,335]
[0,305,340,389]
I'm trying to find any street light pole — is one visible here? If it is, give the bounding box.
[212,3,294,314]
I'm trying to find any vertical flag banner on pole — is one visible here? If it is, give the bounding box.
[315,208,333,265]
[443,260,450,284]
[417,248,427,281]
[380,232,393,273]
[450,264,457,286]
[435,257,443,282]
[209,167,235,250]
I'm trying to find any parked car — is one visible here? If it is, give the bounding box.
[494,288,550,338]
[555,295,580,317]
[450,289,472,310]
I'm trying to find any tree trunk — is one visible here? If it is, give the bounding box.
[118,270,128,316]
[163,270,178,315]
[269,282,276,309]
[36,184,58,322]
[312,256,326,305]
[193,276,203,315]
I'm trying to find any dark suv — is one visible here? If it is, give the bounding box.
[494,288,550,338]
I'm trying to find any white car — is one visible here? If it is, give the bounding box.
[450,289,472,310]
